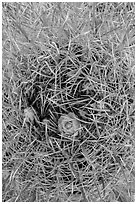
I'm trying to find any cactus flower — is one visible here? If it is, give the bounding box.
[58,112,81,137]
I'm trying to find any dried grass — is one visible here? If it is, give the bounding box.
[2,2,135,202]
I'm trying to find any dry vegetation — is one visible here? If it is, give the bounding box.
[2,2,135,202]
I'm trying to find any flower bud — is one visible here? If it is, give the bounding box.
[58,112,81,137]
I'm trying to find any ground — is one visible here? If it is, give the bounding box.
[2,2,135,202]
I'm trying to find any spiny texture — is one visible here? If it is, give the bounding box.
[2,2,135,202]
